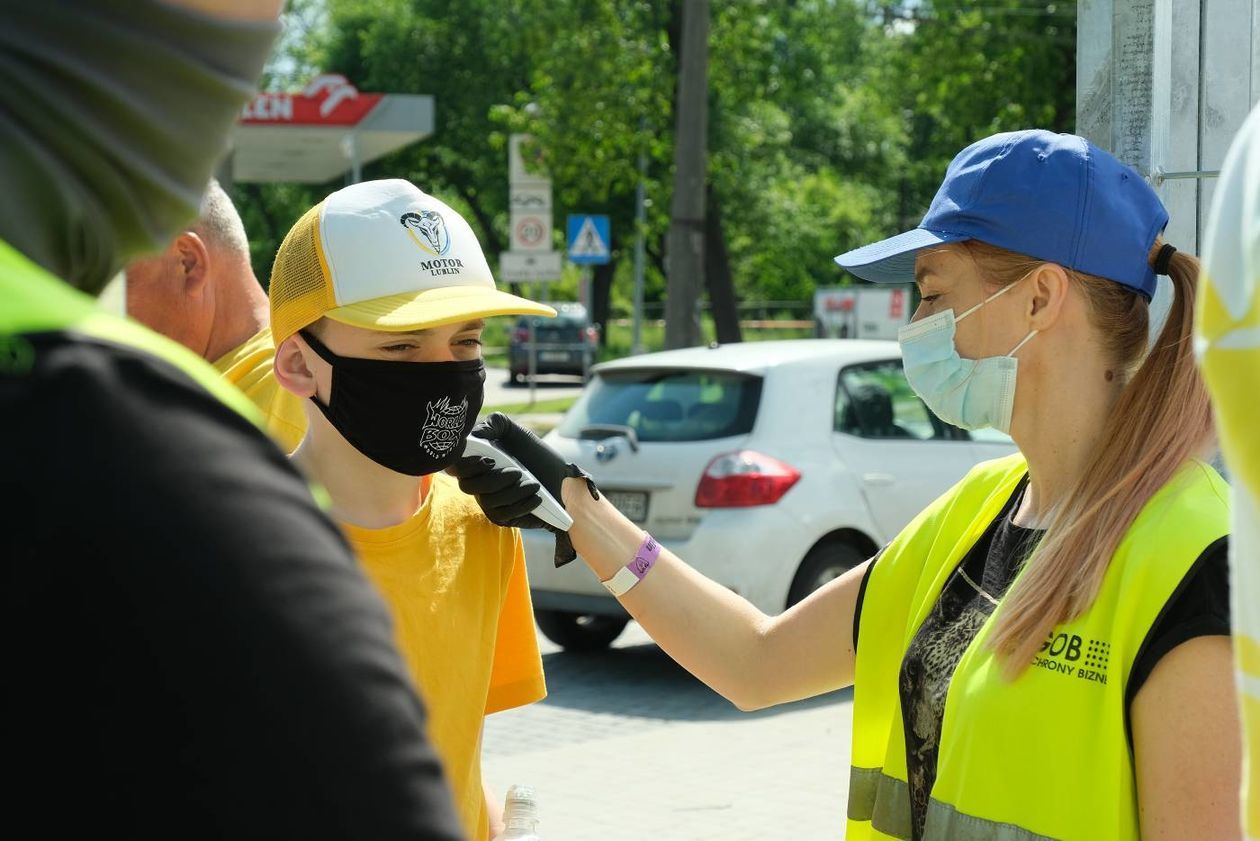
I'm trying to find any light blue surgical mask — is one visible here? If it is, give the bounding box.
[897,280,1037,434]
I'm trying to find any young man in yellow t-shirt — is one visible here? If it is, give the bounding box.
[268,179,556,840]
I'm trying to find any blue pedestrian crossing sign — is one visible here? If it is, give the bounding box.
[567,214,611,265]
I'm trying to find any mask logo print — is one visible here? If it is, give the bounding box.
[400,210,451,256]
[419,395,468,458]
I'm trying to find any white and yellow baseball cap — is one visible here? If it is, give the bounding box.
[270,179,555,346]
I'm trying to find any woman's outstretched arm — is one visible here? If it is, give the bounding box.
[562,479,869,711]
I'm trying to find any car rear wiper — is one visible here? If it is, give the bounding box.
[577,425,640,453]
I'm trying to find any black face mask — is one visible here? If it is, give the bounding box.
[300,329,485,476]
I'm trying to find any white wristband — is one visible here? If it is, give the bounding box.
[600,534,661,597]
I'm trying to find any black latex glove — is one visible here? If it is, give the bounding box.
[470,413,597,504]
[447,457,544,526]
[447,413,599,566]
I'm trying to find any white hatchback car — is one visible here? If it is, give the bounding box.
[523,339,1017,650]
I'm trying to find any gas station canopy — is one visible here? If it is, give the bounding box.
[228,74,434,184]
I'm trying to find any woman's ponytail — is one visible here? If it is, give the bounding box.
[963,239,1214,676]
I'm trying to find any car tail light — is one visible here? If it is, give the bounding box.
[695,450,801,508]
[584,325,600,345]
[512,327,530,344]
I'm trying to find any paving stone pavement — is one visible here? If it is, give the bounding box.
[483,623,854,840]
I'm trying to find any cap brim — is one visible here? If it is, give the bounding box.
[325,285,557,332]
[834,228,970,283]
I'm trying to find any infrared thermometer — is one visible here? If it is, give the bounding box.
[461,435,574,531]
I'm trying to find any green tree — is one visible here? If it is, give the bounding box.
[870,0,1077,227]
[232,0,1078,327]
[509,0,903,308]
[490,0,677,330]
[705,0,904,301]
[318,0,547,259]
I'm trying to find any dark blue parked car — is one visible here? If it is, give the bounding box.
[508,302,599,384]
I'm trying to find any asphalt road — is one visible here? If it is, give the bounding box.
[483,366,588,409]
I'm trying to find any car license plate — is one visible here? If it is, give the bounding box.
[606,490,649,523]
[540,351,568,362]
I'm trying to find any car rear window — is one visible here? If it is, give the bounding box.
[557,369,762,442]
[517,313,585,341]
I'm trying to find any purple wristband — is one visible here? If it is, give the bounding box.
[628,534,661,580]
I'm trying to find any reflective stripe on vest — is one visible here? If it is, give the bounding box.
[846,454,1230,841]
[850,767,1055,841]
[0,239,264,425]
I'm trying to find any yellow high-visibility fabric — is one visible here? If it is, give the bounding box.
[848,455,1228,840]
[0,240,262,426]
[1198,101,1260,841]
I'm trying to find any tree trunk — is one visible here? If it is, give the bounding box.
[704,184,741,343]
[591,259,614,346]
[664,0,709,350]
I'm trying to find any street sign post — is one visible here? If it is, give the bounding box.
[504,134,563,406]
[511,214,551,251]
[499,252,564,283]
[509,177,553,253]
[568,216,611,370]
[567,214,612,265]
[509,134,549,185]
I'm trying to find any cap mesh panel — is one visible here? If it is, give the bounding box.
[269,202,336,346]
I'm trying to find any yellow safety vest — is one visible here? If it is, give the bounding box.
[848,453,1229,841]
[0,239,264,423]
[0,238,334,531]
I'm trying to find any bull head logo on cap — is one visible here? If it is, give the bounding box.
[400,210,451,257]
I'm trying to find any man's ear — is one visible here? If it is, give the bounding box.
[274,334,319,399]
[172,231,212,299]
[1027,263,1069,331]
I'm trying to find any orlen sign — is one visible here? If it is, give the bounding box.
[241,74,384,126]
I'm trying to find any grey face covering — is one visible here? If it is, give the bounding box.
[0,0,279,294]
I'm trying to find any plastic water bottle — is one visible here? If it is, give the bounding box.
[492,784,542,841]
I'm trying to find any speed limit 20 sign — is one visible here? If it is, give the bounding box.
[511,213,551,252]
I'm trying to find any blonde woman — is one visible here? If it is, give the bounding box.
[452,130,1241,841]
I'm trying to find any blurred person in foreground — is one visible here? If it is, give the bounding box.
[269,179,556,840]
[0,1,462,837]
[1198,102,1260,841]
[125,179,306,451]
[455,130,1241,841]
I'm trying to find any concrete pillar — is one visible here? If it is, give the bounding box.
[1077,0,1260,252]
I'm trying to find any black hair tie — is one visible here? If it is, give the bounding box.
[1153,243,1177,276]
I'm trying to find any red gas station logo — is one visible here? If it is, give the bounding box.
[241,74,384,125]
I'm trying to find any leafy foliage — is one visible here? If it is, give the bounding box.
[237,0,1076,308]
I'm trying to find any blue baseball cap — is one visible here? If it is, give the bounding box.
[833,130,1168,300]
